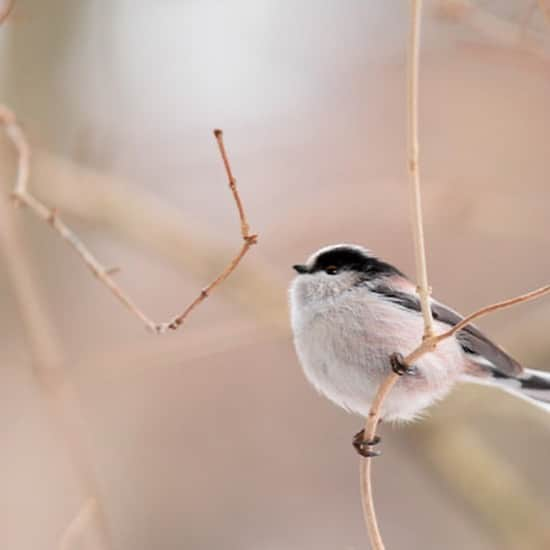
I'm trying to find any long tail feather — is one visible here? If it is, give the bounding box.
[463,362,550,412]
[484,368,550,413]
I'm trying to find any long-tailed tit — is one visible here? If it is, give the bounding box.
[289,244,550,455]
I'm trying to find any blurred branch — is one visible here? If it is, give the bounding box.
[58,498,99,550]
[435,0,550,59]
[414,415,550,550]
[0,105,156,330]
[0,146,286,328]
[0,182,111,549]
[0,0,14,25]
[0,106,258,333]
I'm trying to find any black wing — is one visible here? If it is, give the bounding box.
[371,284,523,376]
[430,301,522,376]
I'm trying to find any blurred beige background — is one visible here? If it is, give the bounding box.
[1,1,550,549]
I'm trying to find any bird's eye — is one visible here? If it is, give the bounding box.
[325,266,338,275]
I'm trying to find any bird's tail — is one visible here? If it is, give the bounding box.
[478,368,550,413]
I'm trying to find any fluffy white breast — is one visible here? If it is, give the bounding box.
[289,274,465,421]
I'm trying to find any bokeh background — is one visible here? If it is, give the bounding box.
[1,1,550,549]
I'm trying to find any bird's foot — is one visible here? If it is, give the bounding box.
[390,352,417,376]
[353,429,382,458]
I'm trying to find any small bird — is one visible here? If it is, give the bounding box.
[289,244,550,455]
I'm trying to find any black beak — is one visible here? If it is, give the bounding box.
[293,264,309,274]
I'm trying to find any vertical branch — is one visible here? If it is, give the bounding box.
[357,283,550,548]
[407,0,434,339]
[359,373,400,550]
[214,129,251,238]
[361,2,426,549]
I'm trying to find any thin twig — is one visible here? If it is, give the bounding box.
[433,284,550,345]
[159,129,258,331]
[359,371,399,550]
[359,1,550,547]
[406,0,433,340]
[0,106,257,333]
[360,283,550,550]
[0,145,285,327]
[214,129,250,237]
[360,2,426,548]
[1,105,157,330]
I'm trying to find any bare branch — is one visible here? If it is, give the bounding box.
[1,105,158,330]
[361,2,426,548]
[158,129,258,331]
[407,0,433,340]
[214,128,252,238]
[433,284,550,345]
[359,370,399,550]
[0,145,284,327]
[360,1,550,547]
[0,106,257,333]
[360,283,550,549]
[435,1,550,59]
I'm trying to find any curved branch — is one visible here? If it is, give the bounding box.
[360,282,550,549]
[359,1,550,547]
[0,106,257,333]
[361,1,426,548]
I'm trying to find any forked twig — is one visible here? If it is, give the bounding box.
[158,129,258,331]
[0,106,257,333]
[360,283,550,548]
[360,2,427,547]
[359,1,550,548]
